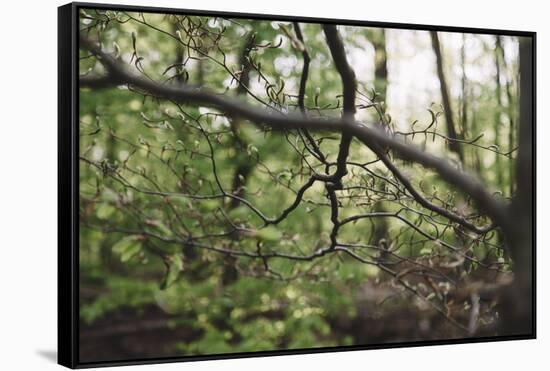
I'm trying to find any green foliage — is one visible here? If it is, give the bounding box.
[255,226,283,243]
[160,254,184,290]
[80,276,158,324]
[112,235,142,262]
[78,8,517,357]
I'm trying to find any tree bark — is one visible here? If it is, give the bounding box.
[494,36,504,189]
[500,36,534,336]
[368,29,389,245]
[430,31,463,161]
[460,34,468,147]
[229,33,256,209]
[496,36,517,196]
[224,33,257,285]
[372,29,388,106]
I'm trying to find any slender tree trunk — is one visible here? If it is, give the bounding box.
[223,33,256,285]
[496,36,517,196]
[229,33,256,210]
[460,35,468,143]
[430,31,463,161]
[460,35,468,135]
[371,29,388,107]
[500,36,534,336]
[494,36,504,190]
[368,29,389,245]
[505,73,516,197]
[469,85,482,174]
[169,21,208,275]
[460,34,472,168]
[172,22,186,84]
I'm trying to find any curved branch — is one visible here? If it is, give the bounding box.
[78,35,509,229]
[323,25,357,116]
[292,22,328,166]
[321,24,358,248]
[322,24,357,187]
[375,148,495,234]
[293,23,311,115]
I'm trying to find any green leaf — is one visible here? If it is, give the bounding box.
[473,244,488,261]
[419,247,432,256]
[228,206,250,222]
[121,243,142,262]
[199,199,219,212]
[247,144,259,157]
[101,188,119,203]
[255,226,282,243]
[112,235,142,262]
[160,254,184,290]
[96,204,115,219]
[145,219,173,237]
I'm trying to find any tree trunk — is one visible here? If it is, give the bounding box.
[368,29,389,245]
[460,34,468,137]
[500,36,534,336]
[371,29,388,107]
[430,31,463,161]
[496,36,517,196]
[223,33,257,285]
[229,33,256,209]
[494,36,504,190]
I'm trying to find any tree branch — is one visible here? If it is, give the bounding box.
[322,24,357,188]
[78,35,508,229]
[292,22,328,166]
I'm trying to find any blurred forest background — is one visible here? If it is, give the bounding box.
[77,8,531,363]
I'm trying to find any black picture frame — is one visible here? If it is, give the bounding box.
[58,2,536,368]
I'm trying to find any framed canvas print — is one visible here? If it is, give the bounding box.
[58,2,536,368]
